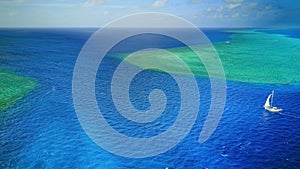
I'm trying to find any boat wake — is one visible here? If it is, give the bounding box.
[280,112,300,119]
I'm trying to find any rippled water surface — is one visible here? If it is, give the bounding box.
[0,28,300,168]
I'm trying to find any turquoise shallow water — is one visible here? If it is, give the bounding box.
[0,71,36,112]
[119,29,300,84]
[0,28,300,168]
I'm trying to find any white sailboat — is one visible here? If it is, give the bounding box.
[264,90,282,113]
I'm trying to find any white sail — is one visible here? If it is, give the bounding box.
[264,91,283,112]
[271,90,274,107]
[264,93,272,108]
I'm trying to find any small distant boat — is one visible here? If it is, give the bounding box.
[264,90,282,113]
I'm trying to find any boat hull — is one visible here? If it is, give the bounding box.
[264,106,282,113]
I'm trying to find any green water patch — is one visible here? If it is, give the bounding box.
[217,30,300,84]
[0,71,37,112]
[115,30,300,84]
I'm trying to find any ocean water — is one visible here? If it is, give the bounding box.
[0,28,300,168]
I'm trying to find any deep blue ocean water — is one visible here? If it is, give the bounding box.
[257,28,300,39]
[0,28,300,168]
